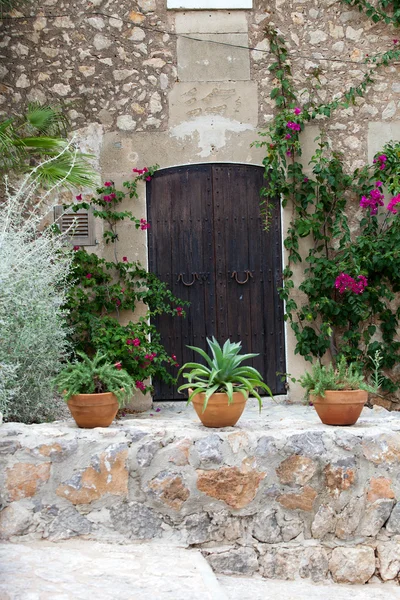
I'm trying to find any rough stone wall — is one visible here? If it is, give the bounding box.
[1,409,400,584]
[2,0,399,403]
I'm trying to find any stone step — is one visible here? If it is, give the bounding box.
[0,540,229,600]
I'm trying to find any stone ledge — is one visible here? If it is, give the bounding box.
[1,404,400,585]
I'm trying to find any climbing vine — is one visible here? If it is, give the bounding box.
[340,0,400,28]
[256,26,400,393]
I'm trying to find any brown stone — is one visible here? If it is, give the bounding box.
[168,438,191,466]
[276,455,316,485]
[6,463,50,501]
[196,465,265,509]
[129,11,145,23]
[324,464,355,495]
[277,486,317,512]
[148,472,190,510]
[362,434,400,464]
[38,443,63,457]
[366,477,395,504]
[56,447,128,505]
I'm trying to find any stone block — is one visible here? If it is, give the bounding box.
[136,439,161,467]
[362,434,400,464]
[368,122,400,162]
[261,547,301,580]
[46,506,92,541]
[175,11,248,33]
[335,497,363,539]
[324,461,356,495]
[147,471,190,510]
[252,510,281,543]
[177,34,250,82]
[195,434,223,464]
[386,501,400,534]
[359,499,395,537]
[0,502,33,539]
[169,81,258,128]
[299,547,329,583]
[206,547,258,575]
[196,464,265,509]
[276,455,317,486]
[329,547,375,584]
[377,542,400,580]
[6,462,50,501]
[311,504,336,539]
[110,501,163,540]
[277,486,317,512]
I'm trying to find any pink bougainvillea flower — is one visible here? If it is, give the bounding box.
[334,272,368,295]
[114,362,122,370]
[303,177,309,183]
[286,151,292,157]
[104,181,113,187]
[103,195,111,202]
[174,363,180,368]
[375,181,383,187]
[122,256,128,262]
[387,194,400,214]
[86,273,92,279]
[75,194,82,201]
[73,245,80,251]
[285,134,292,140]
[136,381,146,391]
[294,107,301,115]
[286,121,301,132]
[115,299,121,307]
[145,176,151,181]
[176,306,183,316]
[143,167,148,173]
[109,193,116,200]
[133,338,140,346]
[155,407,161,412]
[171,354,177,361]
[140,218,150,230]
[360,187,385,215]
[394,39,399,44]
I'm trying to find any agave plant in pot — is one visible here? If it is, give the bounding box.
[177,337,272,428]
[54,351,135,428]
[298,355,380,426]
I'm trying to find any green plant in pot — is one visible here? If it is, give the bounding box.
[54,351,135,428]
[298,355,380,426]
[177,337,272,428]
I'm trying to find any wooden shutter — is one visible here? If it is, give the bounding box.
[53,205,96,246]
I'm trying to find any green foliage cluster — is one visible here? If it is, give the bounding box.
[297,356,378,401]
[340,0,400,27]
[255,26,400,393]
[0,103,96,189]
[65,170,188,394]
[177,337,272,412]
[54,351,135,407]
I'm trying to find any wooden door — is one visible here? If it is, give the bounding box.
[147,164,286,400]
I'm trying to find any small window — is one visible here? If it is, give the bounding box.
[54,205,96,246]
[167,0,252,8]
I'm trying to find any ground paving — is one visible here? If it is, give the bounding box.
[1,540,400,600]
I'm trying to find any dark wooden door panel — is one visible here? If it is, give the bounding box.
[147,163,286,399]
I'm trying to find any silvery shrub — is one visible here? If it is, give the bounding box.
[0,168,74,423]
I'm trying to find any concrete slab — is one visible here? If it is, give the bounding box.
[169,81,258,127]
[177,34,250,81]
[0,540,229,600]
[175,11,248,34]
[219,575,400,599]
[368,121,400,162]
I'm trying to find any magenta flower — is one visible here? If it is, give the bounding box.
[114,362,122,370]
[146,176,152,181]
[285,134,292,140]
[360,187,385,215]
[176,306,183,316]
[375,181,383,187]
[303,177,309,183]
[109,193,116,200]
[140,218,150,230]
[387,194,400,214]
[122,256,128,262]
[394,39,399,44]
[104,181,113,187]
[103,195,111,202]
[76,194,82,201]
[73,245,80,251]
[133,338,140,346]
[286,151,292,157]
[171,354,177,361]
[155,407,161,412]
[335,273,368,295]
[286,121,301,132]
[136,381,146,391]
[294,107,301,115]
[86,273,92,279]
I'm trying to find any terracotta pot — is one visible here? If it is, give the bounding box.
[67,392,119,428]
[310,389,368,426]
[191,390,248,428]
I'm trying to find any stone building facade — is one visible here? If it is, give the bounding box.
[2,0,400,404]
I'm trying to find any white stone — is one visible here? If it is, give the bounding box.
[109,15,123,29]
[382,101,397,120]
[0,65,8,79]
[53,16,74,28]
[251,39,270,62]
[93,35,112,51]
[329,547,375,584]
[392,83,400,93]
[138,0,156,10]
[117,115,137,131]
[160,73,169,90]
[113,69,136,81]
[130,27,146,41]
[42,47,59,57]
[346,26,363,41]
[291,12,304,25]
[344,136,361,151]
[27,88,47,103]
[51,83,71,96]
[149,92,162,113]
[143,58,166,69]
[0,503,32,538]
[309,8,319,17]
[87,17,105,30]
[12,43,29,56]
[15,74,30,88]
[377,542,400,580]
[309,30,328,45]
[33,17,47,30]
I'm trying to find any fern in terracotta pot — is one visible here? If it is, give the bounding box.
[54,351,135,428]
[177,337,272,428]
[298,355,380,426]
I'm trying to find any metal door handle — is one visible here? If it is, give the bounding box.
[177,273,199,286]
[231,270,253,284]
